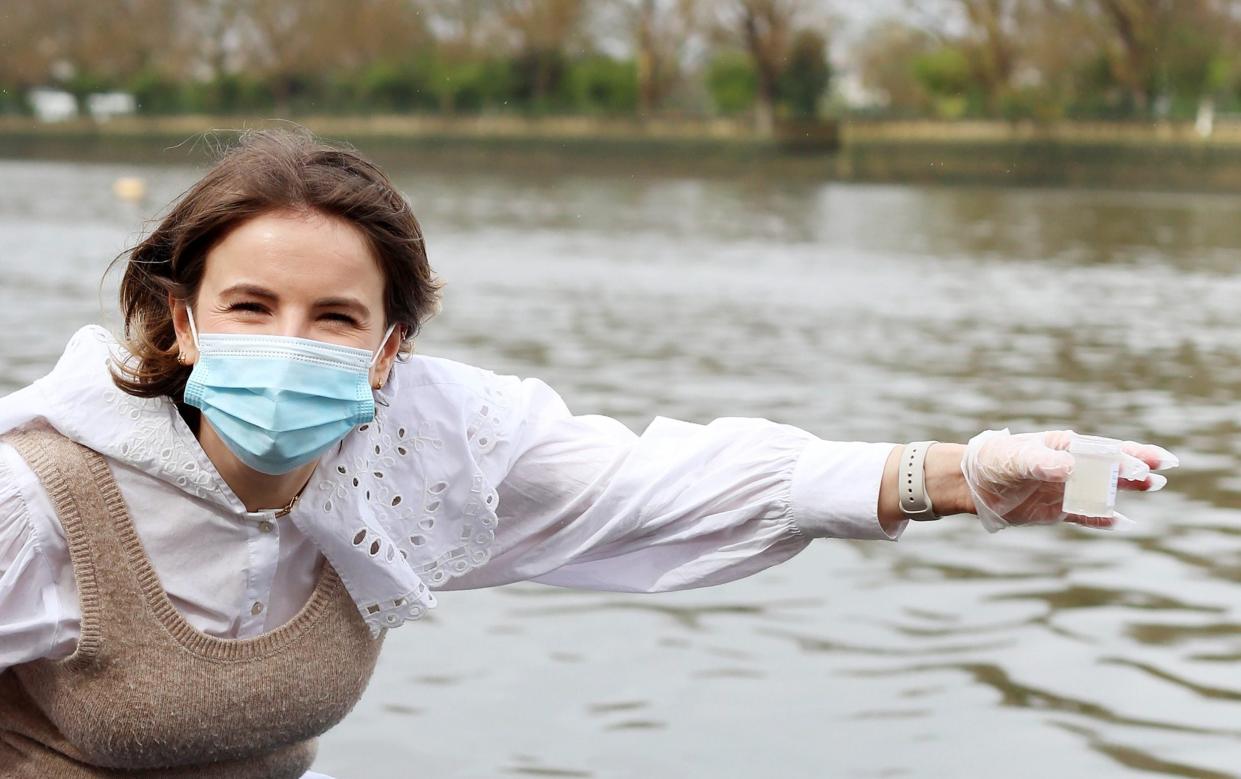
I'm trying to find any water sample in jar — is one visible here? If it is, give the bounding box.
[1061,434,1124,518]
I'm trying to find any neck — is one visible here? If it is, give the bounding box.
[197,418,317,512]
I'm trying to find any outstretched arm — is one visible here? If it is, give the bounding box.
[876,432,1178,536]
[441,372,1179,594]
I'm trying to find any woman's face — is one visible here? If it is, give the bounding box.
[172,208,400,384]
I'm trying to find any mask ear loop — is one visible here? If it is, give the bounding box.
[369,322,398,369]
[185,303,201,350]
[370,322,400,411]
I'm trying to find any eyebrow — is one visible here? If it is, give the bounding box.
[219,283,371,319]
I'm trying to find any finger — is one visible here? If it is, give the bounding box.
[1118,453,1151,481]
[1063,511,1135,531]
[1042,430,1076,451]
[1064,513,1111,529]
[1119,472,1167,492]
[1110,511,1136,530]
[1120,441,1180,471]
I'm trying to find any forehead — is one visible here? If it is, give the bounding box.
[201,209,384,303]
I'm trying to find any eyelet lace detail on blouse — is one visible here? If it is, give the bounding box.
[46,327,236,509]
[312,374,513,636]
[101,389,230,505]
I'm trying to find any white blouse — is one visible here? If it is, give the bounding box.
[0,325,904,674]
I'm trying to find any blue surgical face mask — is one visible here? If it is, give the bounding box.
[182,305,397,475]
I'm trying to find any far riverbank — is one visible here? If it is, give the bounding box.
[841,120,1241,192]
[3,115,1240,192]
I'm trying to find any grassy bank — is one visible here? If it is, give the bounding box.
[0,114,834,159]
[3,115,1241,191]
[839,120,1241,192]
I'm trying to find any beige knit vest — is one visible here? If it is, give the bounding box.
[0,427,385,778]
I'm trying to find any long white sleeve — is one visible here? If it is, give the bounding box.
[0,438,327,673]
[439,377,905,592]
[0,443,74,672]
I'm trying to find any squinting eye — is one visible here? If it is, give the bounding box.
[228,302,267,314]
[322,313,358,325]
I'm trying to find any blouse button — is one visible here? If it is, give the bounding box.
[258,521,274,534]
[251,601,264,616]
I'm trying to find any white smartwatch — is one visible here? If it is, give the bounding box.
[899,441,940,521]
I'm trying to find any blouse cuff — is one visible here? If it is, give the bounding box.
[790,439,906,541]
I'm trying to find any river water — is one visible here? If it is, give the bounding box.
[1,150,1239,778]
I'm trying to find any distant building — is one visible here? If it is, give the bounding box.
[87,92,137,122]
[28,88,78,122]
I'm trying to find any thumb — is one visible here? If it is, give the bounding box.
[1025,449,1075,482]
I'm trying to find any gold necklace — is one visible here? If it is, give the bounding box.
[257,473,312,519]
[271,492,300,518]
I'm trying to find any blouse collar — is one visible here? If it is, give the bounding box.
[2,325,464,637]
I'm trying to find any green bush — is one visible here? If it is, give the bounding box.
[63,71,115,101]
[1064,53,1125,118]
[428,59,514,113]
[356,61,437,113]
[707,51,757,115]
[912,47,971,99]
[1161,23,1226,118]
[998,86,1065,122]
[913,47,986,118]
[566,56,638,114]
[128,69,184,114]
[509,49,570,111]
[183,74,272,114]
[318,72,363,114]
[0,84,29,115]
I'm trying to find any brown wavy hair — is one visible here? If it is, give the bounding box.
[108,126,441,401]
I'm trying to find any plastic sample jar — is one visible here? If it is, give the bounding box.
[1061,434,1124,518]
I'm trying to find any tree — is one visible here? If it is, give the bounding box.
[233,0,431,111]
[1079,0,1174,112]
[181,0,248,82]
[958,0,1020,109]
[851,20,938,115]
[710,0,832,133]
[906,0,1027,115]
[420,0,494,57]
[735,0,795,132]
[608,0,702,115]
[779,28,829,118]
[1091,0,1239,115]
[492,0,586,108]
[1035,0,1239,117]
[0,0,188,89]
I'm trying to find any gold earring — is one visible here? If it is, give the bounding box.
[176,352,187,365]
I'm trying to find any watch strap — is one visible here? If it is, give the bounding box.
[899,441,940,521]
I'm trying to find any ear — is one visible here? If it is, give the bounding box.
[168,293,198,365]
[369,324,404,390]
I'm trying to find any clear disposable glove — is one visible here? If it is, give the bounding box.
[961,429,1179,532]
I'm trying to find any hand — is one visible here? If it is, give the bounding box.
[961,429,1179,532]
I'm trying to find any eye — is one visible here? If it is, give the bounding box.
[227,302,268,314]
[321,312,359,325]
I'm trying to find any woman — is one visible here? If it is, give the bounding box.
[0,128,1176,777]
